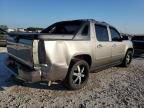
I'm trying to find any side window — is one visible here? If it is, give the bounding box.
[95,25,109,41]
[110,27,121,41]
[81,24,89,36]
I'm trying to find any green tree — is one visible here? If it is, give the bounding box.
[0,25,8,31]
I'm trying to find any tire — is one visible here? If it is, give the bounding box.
[64,60,89,90]
[121,50,133,67]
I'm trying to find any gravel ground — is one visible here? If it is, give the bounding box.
[0,47,144,108]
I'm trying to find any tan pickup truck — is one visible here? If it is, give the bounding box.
[6,19,133,90]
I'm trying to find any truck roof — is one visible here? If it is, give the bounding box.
[56,19,113,27]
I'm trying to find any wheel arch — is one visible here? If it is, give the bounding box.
[69,54,92,68]
[122,47,134,62]
[125,48,134,56]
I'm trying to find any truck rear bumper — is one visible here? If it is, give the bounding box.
[6,58,41,82]
[6,57,68,82]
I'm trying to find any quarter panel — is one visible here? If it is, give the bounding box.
[42,40,93,80]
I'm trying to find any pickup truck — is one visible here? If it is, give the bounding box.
[6,19,134,90]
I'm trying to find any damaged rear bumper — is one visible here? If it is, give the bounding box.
[6,57,68,82]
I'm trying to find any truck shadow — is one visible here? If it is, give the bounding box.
[1,75,68,91]
[7,77,67,91]
[0,52,13,91]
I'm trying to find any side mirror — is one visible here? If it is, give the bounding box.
[121,36,129,40]
[113,37,123,41]
[120,37,124,41]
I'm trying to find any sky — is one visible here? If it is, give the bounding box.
[0,0,144,34]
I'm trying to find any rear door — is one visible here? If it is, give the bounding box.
[109,27,125,63]
[94,24,112,67]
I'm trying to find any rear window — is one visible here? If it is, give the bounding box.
[95,25,109,41]
[41,21,83,35]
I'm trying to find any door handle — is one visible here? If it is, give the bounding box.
[97,44,103,48]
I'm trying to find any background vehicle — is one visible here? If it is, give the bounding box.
[132,35,144,50]
[132,35,144,57]
[6,19,133,90]
[0,28,7,46]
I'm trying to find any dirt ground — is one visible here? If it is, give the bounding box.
[0,47,144,108]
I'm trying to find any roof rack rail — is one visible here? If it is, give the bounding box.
[101,21,109,25]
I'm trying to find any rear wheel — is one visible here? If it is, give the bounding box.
[121,50,133,67]
[64,60,89,90]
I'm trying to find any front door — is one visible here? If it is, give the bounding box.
[109,27,125,63]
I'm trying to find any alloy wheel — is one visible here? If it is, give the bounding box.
[72,65,86,85]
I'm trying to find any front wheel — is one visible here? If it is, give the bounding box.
[64,60,89,90]
[121,50,133,67]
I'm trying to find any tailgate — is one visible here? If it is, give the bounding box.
[7,33,38,68]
